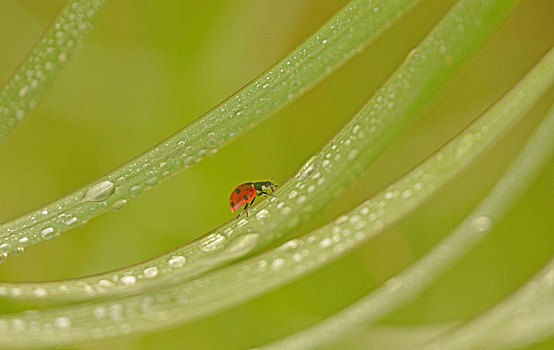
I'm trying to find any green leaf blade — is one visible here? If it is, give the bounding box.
[0,0,106,143]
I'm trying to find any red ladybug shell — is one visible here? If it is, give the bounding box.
[229,183,257,212]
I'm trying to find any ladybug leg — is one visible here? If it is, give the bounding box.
[237,199,255,219]
[245,197,257,217]
[259,191,277,198]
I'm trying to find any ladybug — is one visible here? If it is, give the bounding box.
[229,181,277,218]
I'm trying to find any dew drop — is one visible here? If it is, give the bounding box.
[271,258,285,270]
[168,255,186,267]
[206,132,218,147]
[292,253,303,262]
[143,266,159,278]
[348,149,358,160]
[385,277,402,291]
[33,288,47,297]
[256,209,269,220]
[120,275,136,286]
[40,227,56,240]
[145,176,158,187]
[12,247,24,256]
[223,227,234,237]
[281,207,291,215]
[226,234,259,255]
[112,199,127,210]
[98,279,113,288]
[54,317,71,329]
[472,216,491,232]
[12,319,25,330]
[168,144,185,158]
[18,86,29,97]
[58,52,67,62]
[456,134,474,158]
[0,244,11,253]
[278,239,299,251]
[93,307,107,319]
[319,238,332,248]
[64,217,78,226]
[84,180,115,202]
[129,185,143,197]
[184,156,195,166]
[198,234,226,252]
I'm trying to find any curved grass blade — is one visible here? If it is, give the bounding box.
[336,323,456,350]
[0,0,106,142]
[0,0,522,302]
[0,8,541,347]
[259,102,554,350]
[425,257,554,350]
[0,0,420,261]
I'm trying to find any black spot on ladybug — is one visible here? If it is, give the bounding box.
[231,201,235,208]
[235,188,241,194]
[244,195,249,200]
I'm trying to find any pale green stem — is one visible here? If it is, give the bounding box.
[0,0,106,142]
[425,257,554,350]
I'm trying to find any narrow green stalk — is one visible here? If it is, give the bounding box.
[336,323,456,350]
[260,102,554,350]
[0,0,419,261]
[425,260,554,350]
[0,0,106,142]
[0,0,523,303]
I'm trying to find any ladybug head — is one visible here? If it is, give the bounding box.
[255,181,277,192]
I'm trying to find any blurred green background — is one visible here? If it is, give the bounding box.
[0,0,553,349]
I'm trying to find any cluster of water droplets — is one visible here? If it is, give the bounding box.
[0,222,266,300]
[0,0,105,139]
